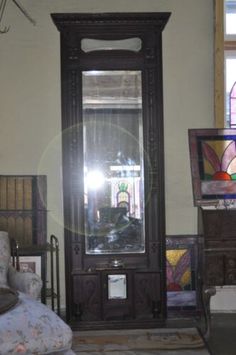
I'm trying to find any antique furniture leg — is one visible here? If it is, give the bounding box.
[201,285,216,339]
[50,234,60,316]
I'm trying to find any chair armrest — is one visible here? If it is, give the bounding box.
[7,265,42,299]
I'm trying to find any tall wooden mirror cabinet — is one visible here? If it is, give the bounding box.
[52,12,170,329]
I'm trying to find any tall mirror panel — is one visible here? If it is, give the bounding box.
[83,70,145,254]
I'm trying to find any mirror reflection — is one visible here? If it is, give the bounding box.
[83,70,145,254]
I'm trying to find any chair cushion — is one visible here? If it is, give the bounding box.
[8,265,42,300]
[0,292,73,354]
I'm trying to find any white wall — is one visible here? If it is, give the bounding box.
[211,286,236,312]
[0,0,214,309]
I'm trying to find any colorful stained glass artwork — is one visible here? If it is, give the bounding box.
[201,140,236,180]
[189,129,236,205]
[166,249,191,292]
[117,182,130,212]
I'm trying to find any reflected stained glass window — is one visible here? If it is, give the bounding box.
[166,249,192,292]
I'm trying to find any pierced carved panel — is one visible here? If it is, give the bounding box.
[135,272,161,318]
[205,254,224,286]
[225,254,236,285]
[73,274,101,321]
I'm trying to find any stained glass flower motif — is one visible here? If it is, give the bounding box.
[202,140,236,180]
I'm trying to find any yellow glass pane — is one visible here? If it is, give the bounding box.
[166,249,187,266]
[180,270,191,287]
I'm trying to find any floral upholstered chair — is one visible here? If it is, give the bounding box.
[0,231,75,355]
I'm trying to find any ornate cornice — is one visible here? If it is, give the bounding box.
[51,13,171,33]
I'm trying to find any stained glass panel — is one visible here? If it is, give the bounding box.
[189,129,236,205]
[166,249,192,291]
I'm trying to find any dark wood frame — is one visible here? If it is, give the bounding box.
[52,12,170,329]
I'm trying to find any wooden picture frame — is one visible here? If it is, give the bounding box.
[18,256,42,277]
